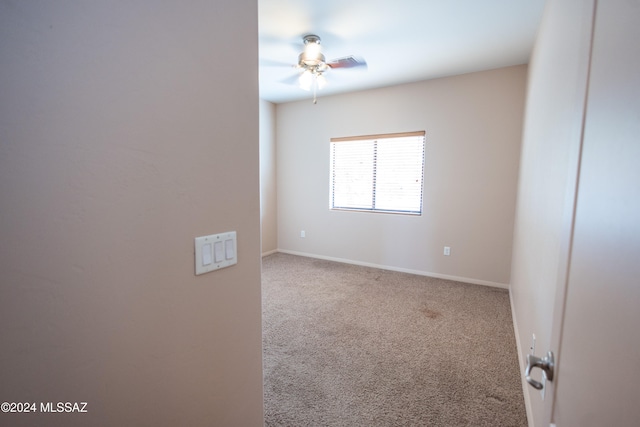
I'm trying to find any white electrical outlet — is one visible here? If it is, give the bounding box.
[443,246,451,256]
[300,230,306,238]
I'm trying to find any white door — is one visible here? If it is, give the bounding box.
[539,1,640,425]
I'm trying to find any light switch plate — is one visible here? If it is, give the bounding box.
[195,231,237,275]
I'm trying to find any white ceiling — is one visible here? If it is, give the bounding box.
[259,0,546,104]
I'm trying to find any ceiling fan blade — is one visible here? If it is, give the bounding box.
[260,58,295,68]
[327,55,367,69]
[279,72,301,86]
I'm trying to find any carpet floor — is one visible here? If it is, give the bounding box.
[262,253,527,426]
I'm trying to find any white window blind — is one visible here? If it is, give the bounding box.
[330,131,425,215]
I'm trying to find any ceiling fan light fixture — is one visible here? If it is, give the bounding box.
[285,34,366,103]
[300,34,324,66]
[304,39,321,57]
[299,69,313,91]
[316,73,327,90]
[298,51,325,67]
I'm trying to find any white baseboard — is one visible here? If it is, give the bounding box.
[275,249,509,289]
[261,249,278,257]
[510,287,534,427]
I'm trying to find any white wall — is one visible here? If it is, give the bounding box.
[509,0,595,425]
[552,1,640,423]
[0,1,263,425]
[260,99,278,255]
[276,66,527,286]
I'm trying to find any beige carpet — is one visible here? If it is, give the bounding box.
[262,253,527,426]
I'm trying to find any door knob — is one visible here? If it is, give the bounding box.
[525,351,554,390]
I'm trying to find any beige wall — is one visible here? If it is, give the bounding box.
[0,1,263,426]
[260,100,278,255]
[276,66,527,286]
[509,0,594,425]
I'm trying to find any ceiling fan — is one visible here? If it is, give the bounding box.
[288,34,367,103]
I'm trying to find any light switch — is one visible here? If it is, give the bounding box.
[214,241,224,263]
[202,243,212,266]
[194,231,237,276]
[225,239,234,260]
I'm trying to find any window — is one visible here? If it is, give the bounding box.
[330,131,425,215]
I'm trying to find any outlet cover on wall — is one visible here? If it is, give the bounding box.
[444,246,451,256]
[300,230,305,238]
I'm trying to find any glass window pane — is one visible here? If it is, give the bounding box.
[374,137,424,213]
[331,140,374,209]
[330,133,424,214]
